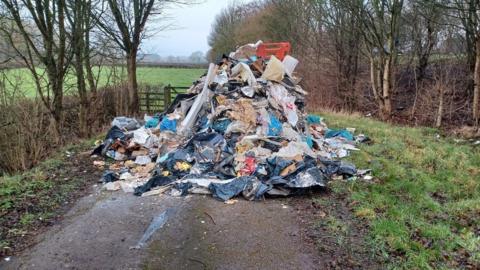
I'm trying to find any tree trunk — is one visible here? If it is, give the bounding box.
[382,57,392,117]
[416,20,435,82]
[84,46,97,129]
[51,78,64,141]
[436,85,444,128]
[473,34,480,124]
[75,43,89,137]
[370,57,384,115]
[126,51,139,115]
[72,0,90,137]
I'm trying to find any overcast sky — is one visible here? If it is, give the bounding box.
[142,0,251,57]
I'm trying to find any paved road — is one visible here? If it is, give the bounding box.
[1,187,318,270]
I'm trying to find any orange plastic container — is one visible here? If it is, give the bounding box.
[256,42,291,61]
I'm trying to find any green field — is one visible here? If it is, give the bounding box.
[321,111,480,268]
[3,67,206,97]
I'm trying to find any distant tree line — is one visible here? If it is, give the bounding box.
[208,0,480,127]
[137,51,207,64]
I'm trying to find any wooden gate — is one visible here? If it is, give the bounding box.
[139,84,190,114]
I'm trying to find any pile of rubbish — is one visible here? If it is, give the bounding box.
[91,41,370,202]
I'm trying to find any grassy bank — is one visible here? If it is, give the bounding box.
[3,67,206,97]
[320,112,480,269]
[0,137,102,256]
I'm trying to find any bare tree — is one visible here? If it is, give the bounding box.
[65,0,93,136]
[404,0,444,81]
[322,0,363,109]
[94,0,188,114]
[447,0,480,123]
[476,26,480,124]
[359,0,404,118]
[0,0,71,137]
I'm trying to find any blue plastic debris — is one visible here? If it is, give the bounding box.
[325,129,354,141]
[160,117,177,132]
[198,115,209,130]
[306,114,321,125]
[209,176,252,201]
[268,113,282,136]
[145,117,160,128]
[304,135,314,148]
[212,119,231,133]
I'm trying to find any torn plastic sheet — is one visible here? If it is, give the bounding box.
[213,70,229,86]
[132,127,158,148]
[304,135,314,148]
[241,86,255,97]
[230,41,262,61]
[320,159,357,177]
[102,171,119,183]
[178,177,233,188]
[355,134,371,143]
[242,178,271,201]
[144,114,160,128]
[325,129,354,141]
[111,117,140,130]
[164,93,197,115]
[306,115,322,125]
[231,62,257,86]
[135,155,152,165]
[212,118,231,133]
[105,126,126,141]
[266,187,291,197]
[281,123,302,141]
[282,55,299,77]
[173,182,193,196]
[268,113,282,136]
[225,120,249,135]
[106,150,127,161]
[262,55,285,82]
[134,176,174,196]
[338,162,357,176]
[160,117,177,132]
[208,176,255,201]
[268,84,298,126]
[287,167,328,188]
[178,63,216,136]
[91,126,127,156]
[190,132,227,163]
[131,210,169,249]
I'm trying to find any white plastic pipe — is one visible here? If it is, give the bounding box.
[178,63,216,136]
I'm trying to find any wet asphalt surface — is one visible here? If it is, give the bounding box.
[1,186,318,270]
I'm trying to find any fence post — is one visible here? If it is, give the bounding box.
[146,85,150,113]
[164,84,171,109]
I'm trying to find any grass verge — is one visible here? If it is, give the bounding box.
[0,136,103,257]
[319,111,480,269]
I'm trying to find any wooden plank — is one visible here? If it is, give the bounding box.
[146,92,150,113]
[139,93,165,96]
[165,85,171,108]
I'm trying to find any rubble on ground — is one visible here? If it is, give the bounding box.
[90,41,370,202]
